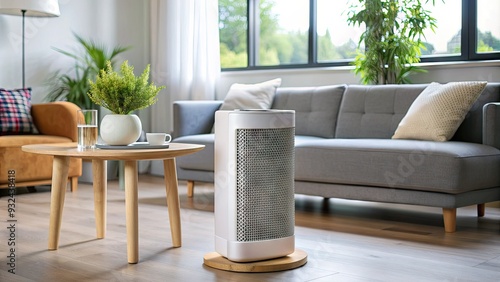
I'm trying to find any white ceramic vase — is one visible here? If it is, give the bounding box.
[100,114,142,145]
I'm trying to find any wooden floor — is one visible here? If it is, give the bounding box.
[1,174,500,281]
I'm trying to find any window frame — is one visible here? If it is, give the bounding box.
[220,0,500,71]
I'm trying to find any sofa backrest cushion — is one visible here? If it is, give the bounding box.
[335,84,427,139]
[392,81,487,142]
[271,85,346,138]
[452,83,500,143]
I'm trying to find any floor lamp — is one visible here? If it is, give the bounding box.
[0,0,60,88]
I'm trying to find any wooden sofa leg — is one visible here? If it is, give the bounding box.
[443,208,457,233]
[477,203,485,217]
[187,180,195,198]
[70,177,78,192]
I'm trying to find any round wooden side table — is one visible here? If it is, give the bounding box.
[22,142,204,264]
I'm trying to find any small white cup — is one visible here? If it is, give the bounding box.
[147,133,172,145]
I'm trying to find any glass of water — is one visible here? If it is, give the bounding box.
[77,109,98,150]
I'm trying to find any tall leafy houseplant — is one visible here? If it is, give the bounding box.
[45,33,131,109]
[88,60,165,145]
[346,0,438,84]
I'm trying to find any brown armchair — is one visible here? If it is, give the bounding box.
[0,102,82,191]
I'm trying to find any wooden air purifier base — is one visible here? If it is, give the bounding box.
[203,249,307,273]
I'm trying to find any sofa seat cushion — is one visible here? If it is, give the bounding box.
[294,135,328,146]
[174,134,215,171]
[295,139,500,194]
[0,135,79,184]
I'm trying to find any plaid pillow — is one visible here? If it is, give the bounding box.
[0,88,35,135]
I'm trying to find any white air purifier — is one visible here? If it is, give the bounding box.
[214,109,295,262]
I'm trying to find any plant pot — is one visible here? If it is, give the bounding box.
[100,114,142,145]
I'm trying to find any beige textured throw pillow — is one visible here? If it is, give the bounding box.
[392,81,487,141]
[220,78,282,110]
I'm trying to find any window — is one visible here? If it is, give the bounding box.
[316,0,363,62]
[219,0,248,68]
[476,0,500,54]
[256,0,309,66]
[219,0,500,70]
[421,0,462,57]
[423,0,500,61]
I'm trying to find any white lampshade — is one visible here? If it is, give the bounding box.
[0,0,60,17]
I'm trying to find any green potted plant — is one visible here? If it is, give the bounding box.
[346,0,438,84]
[45,33,131,109]
[88,60,165,145]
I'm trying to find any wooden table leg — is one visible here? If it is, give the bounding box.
[124,160,139,264]
[48,156,70,250]
[92,160,107,239]
[163,158,181,247]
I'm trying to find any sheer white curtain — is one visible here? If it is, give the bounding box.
[150,0,220,133]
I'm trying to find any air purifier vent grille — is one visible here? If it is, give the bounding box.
[235,127,295,242]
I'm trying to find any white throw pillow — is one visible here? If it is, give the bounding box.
[220,78,282,110]
[392,81,487,141]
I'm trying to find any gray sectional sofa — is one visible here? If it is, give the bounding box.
[171,83,500,232]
